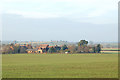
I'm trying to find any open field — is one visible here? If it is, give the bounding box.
[101,48,119,51]
[101,51,119,54]
[2,53,118,78]
[101,48,119,54]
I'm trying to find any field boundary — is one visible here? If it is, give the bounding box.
[1,78,119,80]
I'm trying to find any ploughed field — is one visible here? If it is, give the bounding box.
[101,48,119,54]
[2,53,118,78]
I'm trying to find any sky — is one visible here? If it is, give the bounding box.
[0,0,119,42]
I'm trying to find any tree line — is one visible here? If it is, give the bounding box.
[2,40,101,54]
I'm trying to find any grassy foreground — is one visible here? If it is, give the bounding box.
[2,53,118,78]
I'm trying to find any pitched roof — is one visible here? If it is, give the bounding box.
[39,44,49,48]
[49,46,53,48]
[26,49,38,51]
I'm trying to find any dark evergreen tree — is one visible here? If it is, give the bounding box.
[92,47,96,53]
[48,47,56,53]
[96,44,101,53]
[61,45,68,50]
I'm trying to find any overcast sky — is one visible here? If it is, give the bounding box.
[1,0,119,42]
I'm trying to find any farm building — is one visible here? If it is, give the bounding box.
[26,49,38,53]
[37,44,49,53]
[26,44,62,54]
[26,44,49,54]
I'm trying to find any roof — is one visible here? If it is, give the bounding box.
[26,49,38,51]
[39,44,49,48]
[49,46,53,48]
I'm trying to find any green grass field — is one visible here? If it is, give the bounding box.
[2,53,118,78]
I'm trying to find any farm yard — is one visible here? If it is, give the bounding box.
[2,53,118,78]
